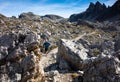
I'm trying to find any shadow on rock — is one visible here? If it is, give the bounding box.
[44,63,59,72]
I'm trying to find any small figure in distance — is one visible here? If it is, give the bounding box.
[43,39,51,55]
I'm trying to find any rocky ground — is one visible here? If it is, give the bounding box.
[0,11,120,82]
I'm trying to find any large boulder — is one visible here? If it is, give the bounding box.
[57,39,120,82]
[24,32,40,44]
[83,53,120,82]
[57,39,89,70]
[0,32,43,82]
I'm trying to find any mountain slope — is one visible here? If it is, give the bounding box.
[96,0,120,21]
[69,1,107,22]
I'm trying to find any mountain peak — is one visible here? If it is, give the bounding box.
[103,3,107,8]
[69,1,107,22]
[96,1,101,5]
[95,1,105,8]
[86,1,107,12]
[96,0,120,21]
[87,2,95,11]
[89,2,95,6]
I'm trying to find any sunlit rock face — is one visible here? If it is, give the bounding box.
[0,32,43,82]
[57,39,89,70]
[57,39,120,82]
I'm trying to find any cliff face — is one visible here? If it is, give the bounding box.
[69,1,107,22]
[69,0,120,22]
[96,0,120,21]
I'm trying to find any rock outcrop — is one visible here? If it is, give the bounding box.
[57,39,89,70]
[84,55,120,82]
[0,31,43,82]
[57,39,120,82]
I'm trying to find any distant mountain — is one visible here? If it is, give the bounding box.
[69,1,107,22]
[69,0,120,22]
[19,12,64,21]
[41,14,63,20]
[19,12,41,21]
[96,0,120,21]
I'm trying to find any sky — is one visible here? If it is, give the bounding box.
[0,0,117,18]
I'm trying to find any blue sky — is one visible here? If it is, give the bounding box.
[0,0,117,18]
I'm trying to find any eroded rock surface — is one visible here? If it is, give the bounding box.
[57,39,89,70]
[0,32,43,82]
[57,39,120,82]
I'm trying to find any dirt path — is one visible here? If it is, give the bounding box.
[73,31,96,42]
[39,48,74,82]
[40,48,58,70]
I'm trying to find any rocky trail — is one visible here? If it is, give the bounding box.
[73,31,97,42]
[40,48,75,82]
[40,48,58,73]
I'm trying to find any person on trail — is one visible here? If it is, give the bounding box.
[43,40,51,54]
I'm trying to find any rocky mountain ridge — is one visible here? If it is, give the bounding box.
[97,0,120,21]
[19,12,64,21]
[69,1,107,22]
[69,0,120,22]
